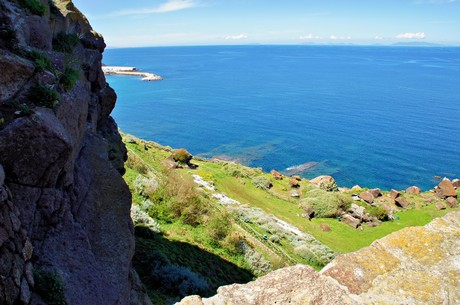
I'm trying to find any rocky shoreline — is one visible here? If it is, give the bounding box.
[102,66,163,81]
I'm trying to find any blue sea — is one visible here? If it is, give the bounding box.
[104,45,460,191]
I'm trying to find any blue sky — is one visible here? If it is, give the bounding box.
[72,0,460,47]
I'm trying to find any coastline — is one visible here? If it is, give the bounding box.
[102,66,163,81]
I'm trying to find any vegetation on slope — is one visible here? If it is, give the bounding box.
[122,134,459,303]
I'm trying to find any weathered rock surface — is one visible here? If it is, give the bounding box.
[178,212,460,305]
[405,185,421,194]
[0,0,149,304]
[395,196,410,208]
[358,191,374,204]
[179,265,355,305]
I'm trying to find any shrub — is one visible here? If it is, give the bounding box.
[207,212,231,240]
[17,0,45,16]
[172,148,192,165]
[53,33,80,53]
[242,242,272,276]
[368,206,389,221]
[251,175,271,189]
[300,189,351,218]
[151,265,210,297]
[223,232,245,254]
[134,175,158,197]
[131,204,161,233]
[60,66,79,91]
[294,245,333,267]
[28,85,60,109]
[28,50,53,72]
[33,269,66,305]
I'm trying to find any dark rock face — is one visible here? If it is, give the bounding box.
[0,0,148,304]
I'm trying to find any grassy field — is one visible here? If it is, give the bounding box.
[122,133,459,302]
[192,150,459,253]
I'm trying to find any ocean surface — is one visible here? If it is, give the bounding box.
[103,45,460,190]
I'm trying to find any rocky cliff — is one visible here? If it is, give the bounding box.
[179,211,460,305]
[0,0,149,304]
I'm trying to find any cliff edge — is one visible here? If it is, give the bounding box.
[179,211,460,304]
[0,0,149,304]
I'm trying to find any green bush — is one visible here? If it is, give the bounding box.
[53,33,80,53]
[207,212,231,240]
[300,189,352,218]
[28,85,60,109]
[60,66,79,91]
[17,0,45,16]
[28,50,53,72]
[251,175,271,189]
[172,148,192,164]
[368,206,389,221]
[33,269,67,305]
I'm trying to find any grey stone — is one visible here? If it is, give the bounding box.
[0,164,4,186]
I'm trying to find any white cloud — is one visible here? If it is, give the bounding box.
[299,34,321,39]
[329,35,351,40]
[395,32,426,39]
[225,34,248,40]
[374,36,384,40]
[109,0,199,17]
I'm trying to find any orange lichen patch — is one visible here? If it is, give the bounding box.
[385,227,446,265]
[322,243,400,294]
[362,270,443,304]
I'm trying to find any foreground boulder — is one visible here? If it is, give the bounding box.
[178,211,460,304]
[310,175,338,191]
[435,178,457,198]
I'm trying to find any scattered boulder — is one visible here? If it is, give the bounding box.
[352,194,361,201]
[310,175,338,191]
[359,191,374,204]
[292,175,301,181]
[302,207,315,220]
[435,202,446,210]
[289,178,300,188]
[435,178,457,199]
[349,203,365,219]
[264,181,274,189]
[445,197,458,208]
[452,179,460,188]
[351,185,362,191]
[405,186,421,195]
[389,189,400,200]
[320,224,331,232]
[290,190,300,198]
[395,197,410,208]
[270,170,283,180]
[369,188,382,198]
[341,214,361,229]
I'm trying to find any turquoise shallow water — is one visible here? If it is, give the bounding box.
[104,45,460,190]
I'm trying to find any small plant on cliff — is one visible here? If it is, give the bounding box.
[53,33,80,53]
[28,50,53,73]
[16,0,45,16]
[172,148,193,165]
[33,269,67,305]
[59,66,80,91]
[28,85,60,109]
